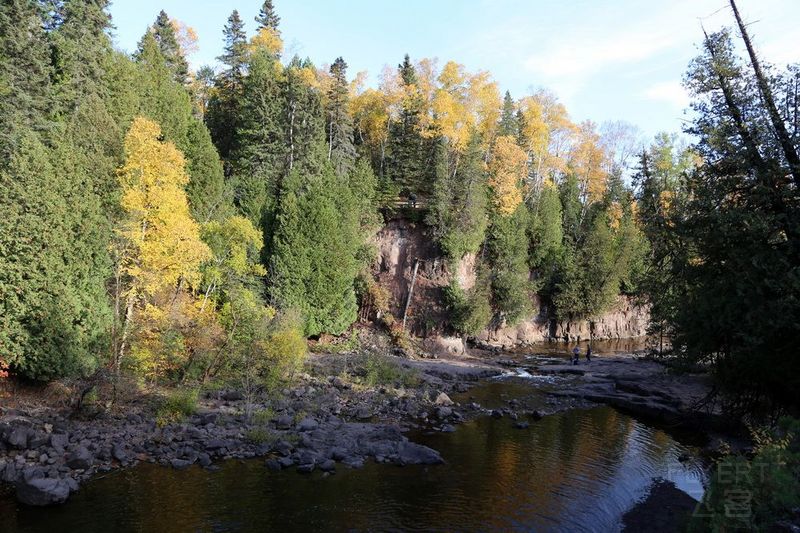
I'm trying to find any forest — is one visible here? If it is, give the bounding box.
[1,0,798,416]
[1,0,799,528]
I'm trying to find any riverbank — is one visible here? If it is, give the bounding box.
[0,343,722,510]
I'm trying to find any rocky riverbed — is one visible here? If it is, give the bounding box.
[0,346,726,509]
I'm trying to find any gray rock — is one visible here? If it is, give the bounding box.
[66,447,93,470]
[112,443,128,462]
[170,458,192,470]
[50,433,69,452]
[491,410,503,419]
[278,456,294,469]
[296,463,314,474]
[440,424,456,433]
[265,458,282,471]
[435,407,453,419]
[2,461,17,483]
[396,441,444,465]
[16,477,71,506]
[318,459,336,472]
[274,415,293,430]
[7,428,30,449]
[513,421,530,429]
[198,453,212,467]
[197,412,218,426]
[274,440,293,456]
[297,418,319,432]
[356,408,372,420]
[205,439,226,451]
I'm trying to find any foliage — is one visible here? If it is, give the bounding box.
[444,280,493,336]
[155,388,199,427]
[690,418,800,532]
[362,355,420,389]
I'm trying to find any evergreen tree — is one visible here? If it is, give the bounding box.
[427,137,489,261]
[283,56,325,172]
[50,0,113,114]
[269,147,361,336]
[255,0,280,32]
[0,0,54,147]
[528,181,564,296]
[206,10,248,161]
[487,206,531,325]
[233,40,286,229]
[325,57,356,174]
[498,91,519,138]
[151,10,189,84]
[385,54,429,196]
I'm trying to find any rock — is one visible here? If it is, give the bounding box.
[2,461,17,483]
[331,377,350,390]
[197,412,218,426]
[265,458,282,471]
[297,418,319,432]
[435,407,453,419]
[440,424,456,433]
[205,439,226,451]
[50,433,69,452]
[170,458,192,470]
[296,463,314,474]
[318,459,336,472]
[7,428,30,449]
[434,392,454,406]
[396,441,444,465]
[278,456,294,469]
[530,410,544,421]
[491,410,503,419]
[28,432,50,449]
[274,440,294,457]
[66,447,93,470]
[112,444,128,462]
[342,457,364,469]
[198,453,212,467]
[16,477,71,506]
[274,415,293,430]
[221,390,244,401]
[513,421,530,429]
[355,408,372,420]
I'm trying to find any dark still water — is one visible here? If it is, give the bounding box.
[1,383,705,533]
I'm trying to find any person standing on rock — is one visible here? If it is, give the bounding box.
[586,346,592,362]
[572,346,580,365]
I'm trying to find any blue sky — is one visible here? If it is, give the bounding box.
[108,0,799,140]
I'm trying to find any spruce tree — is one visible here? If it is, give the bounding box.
[325,57,356,175]
[488,205,531,325]
[255,0,280,31]
[283,56,325,172]
[498,91,519,138]
[206,10,248,161]
[385,54,429,196]
[151,10,189,85]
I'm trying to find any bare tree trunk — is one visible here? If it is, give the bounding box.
[730,0,800,187]
[402,259,420,332]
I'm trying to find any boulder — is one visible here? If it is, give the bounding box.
[297,418,319,432]
[265,458,282,472]
[274,414,293,430]
[50,433,69,452]
[7,428,30,449]
[434,392,454,406]
[318,459,336,472]
[112,444,128,463]
[513,421,530,429]
[16,477,71,506]
[66,447,93,470]
[170,458,192,470]
[396,441,444,465]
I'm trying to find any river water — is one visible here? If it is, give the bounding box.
[1,344,706,532]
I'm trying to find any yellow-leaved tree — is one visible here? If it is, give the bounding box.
[112,117,210,376]
[569,120,608,204]
[488,135,527,216]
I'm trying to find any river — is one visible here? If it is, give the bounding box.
[1,371,706,532]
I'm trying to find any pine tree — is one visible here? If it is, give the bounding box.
[325,57,356,175]
[488,205,531,325]
[206,10,248,161]
[255,0,280,32]
[386,54,429,196]
[283,56,325,172]
[233,39,286,229]
[151,10,189,85]
[498,91,519,138]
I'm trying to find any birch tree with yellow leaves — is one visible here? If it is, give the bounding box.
[112,117,210,375]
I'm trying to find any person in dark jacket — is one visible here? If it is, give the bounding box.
[572,346,580,365]
[586,346,592,362]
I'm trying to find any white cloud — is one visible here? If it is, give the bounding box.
[643,81,690,109]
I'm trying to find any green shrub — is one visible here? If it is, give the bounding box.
[363,355,420,388]
[690,417,800,532]
[155,388,199,427]
[245,427,276,445]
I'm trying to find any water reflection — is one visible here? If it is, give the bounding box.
[2,396,704,533]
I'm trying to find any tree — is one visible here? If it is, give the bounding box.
[488,135,526,215]
[498,91,519,137]
[255,0,281,32]
[269,148,362,336]
[326,57,356,174]
[113,117,211,372]
[0,0,54,145]
[151,10,189,84]
[283,56,325,173]
[528,179,564,296]
[487,206,531,325]
[206,10,248,161]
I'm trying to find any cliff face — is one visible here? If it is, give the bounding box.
[373,219,649,353]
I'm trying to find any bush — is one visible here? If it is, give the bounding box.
[363,355,420,388]
[690,417,800,531]
[155,388,199,427]
[444,280,492,336]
